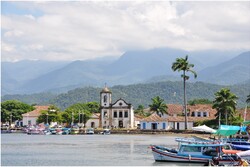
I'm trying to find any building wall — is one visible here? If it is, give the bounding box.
[22,116,37,126]
[168,122,193,130]
[140,121,168,130]
[85,118,99,128]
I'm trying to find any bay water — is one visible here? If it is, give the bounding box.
[1,133,198,166]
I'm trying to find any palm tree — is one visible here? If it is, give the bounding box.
[212,88,238,127]
[172,55,197,130]
[149,96,168,117]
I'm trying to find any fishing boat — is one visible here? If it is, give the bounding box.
[150,142,232,164]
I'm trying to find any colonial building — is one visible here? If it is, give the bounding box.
[100,86,134,129]
[140,104,217,130]
[22,106,50,126]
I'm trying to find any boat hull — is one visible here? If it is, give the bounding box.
[151,146,209,163]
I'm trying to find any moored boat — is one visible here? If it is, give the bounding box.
[150,142,232,164]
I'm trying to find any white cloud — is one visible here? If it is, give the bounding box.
[1,1,250,62]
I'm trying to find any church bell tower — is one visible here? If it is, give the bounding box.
[100,85,112,108]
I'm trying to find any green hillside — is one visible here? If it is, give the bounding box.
[2,81,249,110]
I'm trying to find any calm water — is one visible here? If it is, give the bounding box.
[1,133,197,166]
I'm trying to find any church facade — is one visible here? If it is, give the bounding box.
[100,86,134,129]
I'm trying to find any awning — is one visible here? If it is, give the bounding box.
[215,125,245,136]
[192,125,216,133]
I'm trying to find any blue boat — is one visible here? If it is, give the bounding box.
[151,142,232,164]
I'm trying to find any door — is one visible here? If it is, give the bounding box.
[163,122,166,129]
[152,123,157,130]
[143,123,146,129]
[119,120,123,128]
[91,122,95,128]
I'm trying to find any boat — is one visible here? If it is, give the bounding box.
[100,129,111,135]
[86,128,94,134]
[236,150,250,161]
[231,144,250,151]
[70,126,80,135]
[150,142,232,164]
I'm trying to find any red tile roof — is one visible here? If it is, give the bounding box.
[141,113,165,122]
[238,108,250,121]
[22,106,50,117]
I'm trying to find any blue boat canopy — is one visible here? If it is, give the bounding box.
[215,125,247,136]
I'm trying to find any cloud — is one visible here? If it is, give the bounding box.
[1,1,250,62]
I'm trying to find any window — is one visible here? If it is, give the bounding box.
[104,95,107,102]
[119,111,123,118]
[124,111,128,118]
[113,111,117,118]
[197,112,201,117]
[191,112,195,117]
[203,112,208,117]
[103,111,108,118]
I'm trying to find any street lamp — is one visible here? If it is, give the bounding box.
[46,113,49,125]
[71,112,74,126]
[78,111,80,124]
[10,112,12,128]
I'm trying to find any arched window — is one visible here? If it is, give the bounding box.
[104,95,107,103]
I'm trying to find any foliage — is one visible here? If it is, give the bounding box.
[36,105,62,124]
[188,98,213,105]
[172,55,197,130]
[1,100,34,124]
[1,81,249,110]
[149,96,168,117]
[212,88,238,125]
[134,105,150,117]
[64,103,93,125]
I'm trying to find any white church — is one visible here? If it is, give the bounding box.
[100,86,134,129]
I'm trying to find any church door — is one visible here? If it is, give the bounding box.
[119,120,123,128]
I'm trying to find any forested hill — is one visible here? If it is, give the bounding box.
[2,81,249,110]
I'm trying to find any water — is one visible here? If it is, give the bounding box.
[1,133,195,166]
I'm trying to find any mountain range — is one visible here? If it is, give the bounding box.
[1,48,249,95]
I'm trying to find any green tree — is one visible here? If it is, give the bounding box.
[36,105,61,125]
[172,55,197,130]
[188,98,212,105]
[149,96,168,117]
[134,105,150,117]
[212,88,238,126]
[64,103,92,126]
[1,100,34,125]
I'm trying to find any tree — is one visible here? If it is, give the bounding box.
[134,105,150,117]
[1,100,34,125]
[188,98,212,105]
[172,55,197,130]
[64,103,92,126]
[36,105,61,125]
[149,96,168,117]
[212,88,238,126]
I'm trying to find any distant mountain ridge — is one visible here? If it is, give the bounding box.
[2,81,249,110]
[1,48,248,95]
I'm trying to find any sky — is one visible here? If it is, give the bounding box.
[1,1,250,62]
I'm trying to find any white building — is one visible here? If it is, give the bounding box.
[22,106,49,126]
[85,113,100,128]
[100,86,134,129]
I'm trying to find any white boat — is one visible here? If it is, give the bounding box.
[100,129,111,135]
